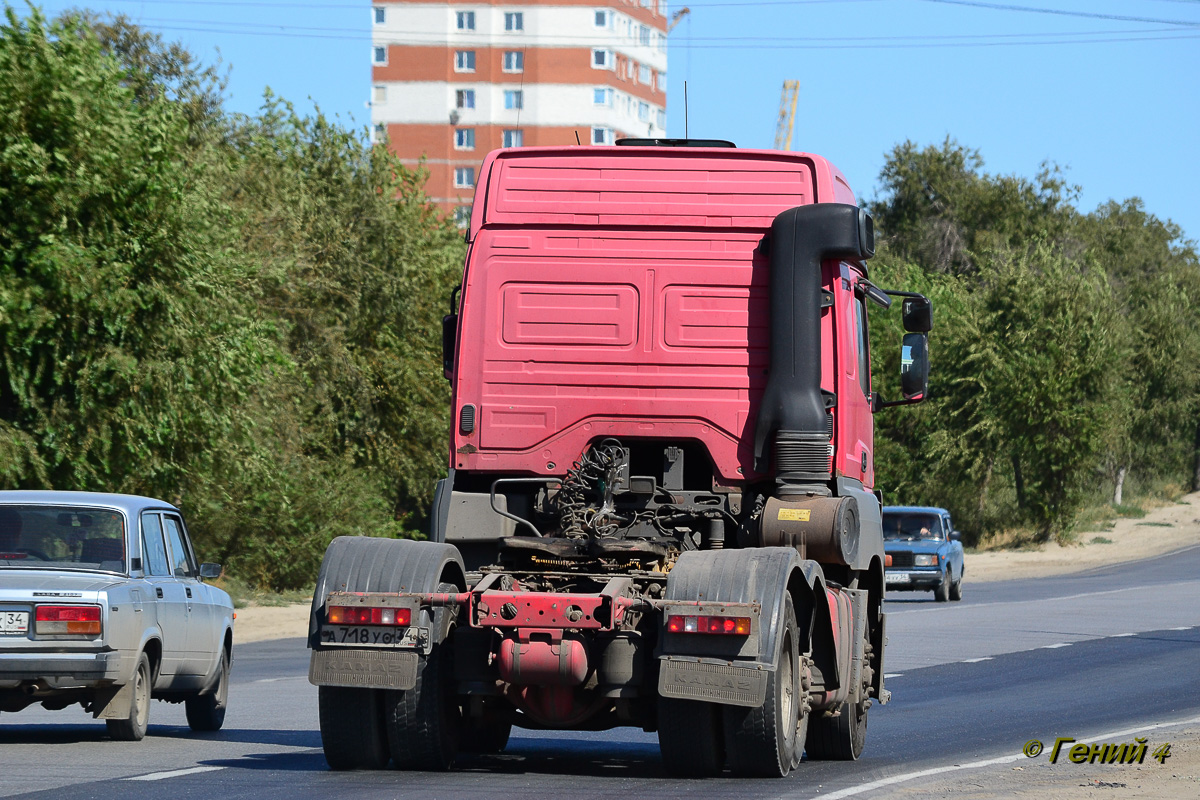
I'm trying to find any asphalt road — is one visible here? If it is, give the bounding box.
[3,544,1199,800]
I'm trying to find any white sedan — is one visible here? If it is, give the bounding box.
[0,491,233,740]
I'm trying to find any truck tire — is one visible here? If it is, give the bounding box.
[805,637,869,761]
[658,697,725,777]
[318,686,390,770]
[185,647,230,732]
[934,568,950,602]
[722,593,805,778]
[383,583,461,771]
[106,652,151,741]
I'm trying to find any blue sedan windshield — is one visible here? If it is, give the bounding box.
[883,512,941,541]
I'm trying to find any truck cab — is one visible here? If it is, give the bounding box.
[309,141,931,778]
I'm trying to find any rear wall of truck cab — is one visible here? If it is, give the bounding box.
[451,146,863,482]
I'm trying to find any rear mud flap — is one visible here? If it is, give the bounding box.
[657,657,769,708]
[92,681,132,720]
[309,648,419,691]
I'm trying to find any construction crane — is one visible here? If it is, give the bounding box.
[773,80,799,151]
[667,7,690,33]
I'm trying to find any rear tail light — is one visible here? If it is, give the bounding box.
[36,605,102,635]
[327,606,411,627]
[667,614,752,635]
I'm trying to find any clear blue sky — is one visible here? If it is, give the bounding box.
[26,0,1200,242]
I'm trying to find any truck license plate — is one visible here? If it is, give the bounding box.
[0,610,29,634]
[885,573,910,585]
[320,626,423,648]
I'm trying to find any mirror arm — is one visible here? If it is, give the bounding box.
[876,394,927,410]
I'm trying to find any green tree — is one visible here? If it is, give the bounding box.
[0,8,271,496]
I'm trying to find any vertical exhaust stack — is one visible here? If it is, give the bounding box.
[753,203,875,490]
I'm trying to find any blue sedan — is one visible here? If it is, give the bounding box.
[882,506,965,601]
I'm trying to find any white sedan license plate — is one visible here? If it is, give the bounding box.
[321,625,423,648]
[0,610,29,634]
[885,573,910,585]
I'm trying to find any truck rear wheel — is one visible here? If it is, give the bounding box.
[384,583,461,770]
[723,593,805,778]
[805,635,870,761]
[318,686,390,770]
[658,698,725,777]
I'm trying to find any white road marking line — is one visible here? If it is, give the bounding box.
[1169,626,1192,631]
[1040,643,1071,649]
[815,714,1200,800]
[883,673,903,679]
[960,657,992,663]
[125,766,225,782]
[888,577,1199,616]
[1111,633,1136,637]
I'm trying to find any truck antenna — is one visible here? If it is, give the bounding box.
[575,130,581,145]
[684,81,689,138]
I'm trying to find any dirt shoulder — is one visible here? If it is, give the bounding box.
[885,723,1200,799]
[234,601,312,645]
[965,491,1200,583]
[231,493,1200,644]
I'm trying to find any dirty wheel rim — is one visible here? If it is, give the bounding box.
[134,661,150,730]
[780,626,795,734]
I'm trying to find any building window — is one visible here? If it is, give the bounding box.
[592,127,613,145]
[592,49,613,69]
[639,64,651,85]
[454,50,476,72]
[656,109,666,129]
[455,89,475,109]
[504,11,524,30]
[453,206,471,227]
[373,46,387,64]
[593,87,613,106]
[455,128,475,149]
[373,85,387,103]
[594,9,610,27]
[638,101,649,122]
[373,123,387,141]
[373,7,385,24]
[503,50,524,72]
[638,25,650,46]
[503,129,524,147]
[659,71,667,91]
[456,10,475,29]
[504,90,524,110]
[455,167,475,188]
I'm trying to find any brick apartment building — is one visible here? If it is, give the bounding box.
[370,0,670,223]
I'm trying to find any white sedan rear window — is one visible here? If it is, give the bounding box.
[0,505,125,571]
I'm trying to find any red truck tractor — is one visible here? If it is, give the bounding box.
[307,139,932,778]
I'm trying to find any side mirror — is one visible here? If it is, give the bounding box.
[442,314,458,379]
[949,530,961,542]
[900,332,930,400]
[443,285,462,380]
[199,562,222,580]
[902,296,932,333]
